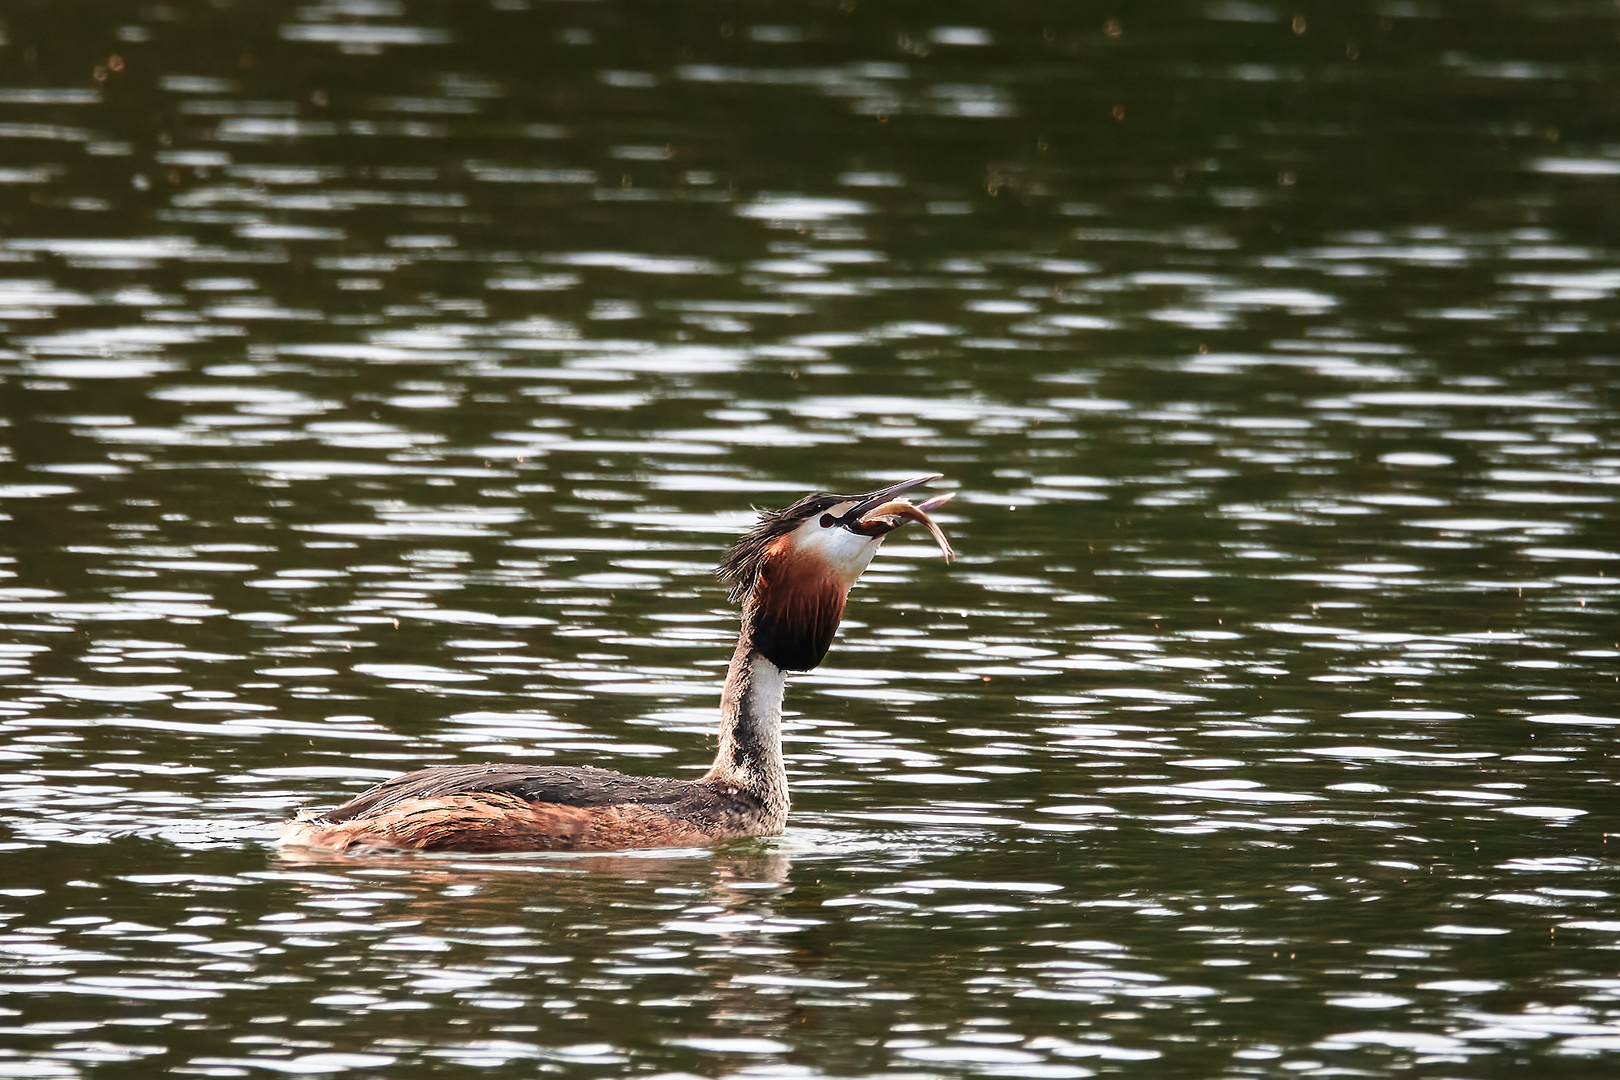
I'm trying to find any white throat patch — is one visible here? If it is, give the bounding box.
[789,517,882,585]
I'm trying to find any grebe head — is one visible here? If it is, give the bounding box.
[718,474,955,671]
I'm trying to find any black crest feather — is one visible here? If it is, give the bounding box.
[716,491,845,604]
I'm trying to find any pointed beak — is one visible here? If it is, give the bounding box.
[840,474,956,562]
[842,474,943,520]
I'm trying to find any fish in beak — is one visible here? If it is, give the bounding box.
[847,490,956,560]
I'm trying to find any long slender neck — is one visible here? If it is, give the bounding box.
[701,626,789,829]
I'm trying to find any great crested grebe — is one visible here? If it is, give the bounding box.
[280,474,955,854]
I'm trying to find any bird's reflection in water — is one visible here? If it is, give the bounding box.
[270,840,812,1049]
[271,838,795,933]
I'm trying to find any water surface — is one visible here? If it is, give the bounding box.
[1,1,1618,1077]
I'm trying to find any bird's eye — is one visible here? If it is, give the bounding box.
[819,513,836,528]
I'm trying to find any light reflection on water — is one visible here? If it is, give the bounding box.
[1,0,1619,1076]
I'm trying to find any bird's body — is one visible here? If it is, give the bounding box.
[279,475,954,854]
[279,765,769,853]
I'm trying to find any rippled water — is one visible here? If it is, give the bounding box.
[1,1,1618,1076]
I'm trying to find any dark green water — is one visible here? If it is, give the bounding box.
[1,1,1618,1076]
